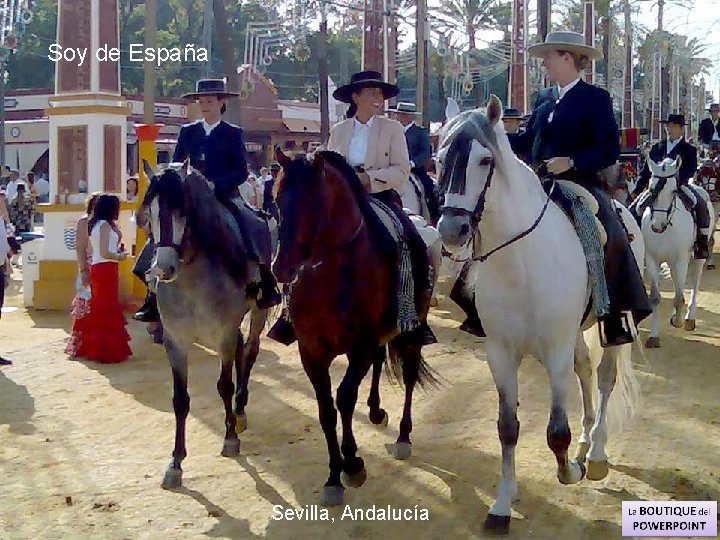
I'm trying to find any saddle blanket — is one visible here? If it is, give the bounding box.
[368,198,421,334]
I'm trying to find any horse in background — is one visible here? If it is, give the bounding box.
[272,148,439,507]
[640,156,716,348]
[437,96,643,534]
[138,162,268,489]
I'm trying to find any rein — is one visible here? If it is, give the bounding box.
[443,163,557,263]
[304,214,365,272]
[648,173,678,234]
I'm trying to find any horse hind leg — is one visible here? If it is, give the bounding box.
[235,307,269,433]
[162,337,190,489]
[366,346,389,427]
[684,259,705,331]
[645,255,662,348]
[218,332,240,457]
[545,347,586,486]
[573,332,596,463]
[337,346,375,489]
[484,343,521,535]
[669,259,689,328]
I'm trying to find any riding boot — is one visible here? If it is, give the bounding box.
[256,264,282,309]
[267,284,297,345]
[592,188,653,347]
[449,262,486,338]
[133,291,159,323]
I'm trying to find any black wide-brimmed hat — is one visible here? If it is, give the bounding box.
[709,103,720,112]
[333,71,399,104]
[182,79,239,100]
[659,113,687,126]
[503,108,523,119]
[386,102,420,115]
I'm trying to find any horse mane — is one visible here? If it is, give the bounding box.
[437,109,500,196]
[146,168,248,284]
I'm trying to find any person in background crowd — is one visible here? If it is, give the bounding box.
[259,166,270,185]
[34,172,50,203]
[65,192,102,358]
[126,176,139,202]
[262,163,281,221]
[0,195,11,365]
[9,182,34,234]
[502,108,524,134]
[66,194,131,363]
[239,173,258,208]
[5,170,19,201]
[698,103,720,147]
[0,165,11,186]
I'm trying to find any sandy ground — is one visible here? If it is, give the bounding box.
[0,262,719,540]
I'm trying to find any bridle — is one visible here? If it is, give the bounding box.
[648,173,678,234]
[153,194,186,254]
[442,158,556,263]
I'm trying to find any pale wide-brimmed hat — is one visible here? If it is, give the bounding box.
[386,102,421,115]
[528,31,602,61]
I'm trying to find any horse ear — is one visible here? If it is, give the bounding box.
[312,153,325,174]
[275,146,291,168]
[142,159,156,183]
[486,94,502,125]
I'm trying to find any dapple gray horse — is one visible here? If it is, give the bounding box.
[139,161,268,489]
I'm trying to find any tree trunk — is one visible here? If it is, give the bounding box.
[213,0,241,124]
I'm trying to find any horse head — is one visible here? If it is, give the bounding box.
[436,94,503,253]
[646,156,681,234]
[139,160,190,282]
[272,147,327,283]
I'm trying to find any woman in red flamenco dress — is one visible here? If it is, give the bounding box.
[66,194,132,363]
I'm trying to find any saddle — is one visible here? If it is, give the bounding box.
[548,180,608,247]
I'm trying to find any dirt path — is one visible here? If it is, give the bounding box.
[0,266,718,539]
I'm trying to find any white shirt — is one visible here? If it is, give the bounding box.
[202,119,221,136]
[712,118,720,141]
[0,219,9,263]
[5,180,16,201]
[348,116,375,167]
[667,137,682,155]
[34,177,50,197]
[90,220,120,265]
[548,77,582,122]
[403,121,415,133]
[239,181,258,208]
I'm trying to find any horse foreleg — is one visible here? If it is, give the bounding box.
[573,333,595,463]
[301,349,344,507]
[484,343,521,535]
[217,332,240,458]
[684,259,705,331]
[235,307,268,433]
[366,346,389,426]
[669,259,689,328]
[337,347,374,489]
[645,255,662,348]
[162,337,189,490]
[546,346,586,486]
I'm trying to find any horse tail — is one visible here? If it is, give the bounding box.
[586,325,642,434]
[386,338,443,390]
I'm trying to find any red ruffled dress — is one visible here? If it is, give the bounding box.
[66,220,131,363]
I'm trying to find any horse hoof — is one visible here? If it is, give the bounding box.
[161,466,183,490]
[221,438,240,457]
[574,441,591,463]
[320,485,344,507]
[684,319,696,331]
[483,513,511,535]
[670,316,683,328]
[386,442,412,460]
[235,412,248,434]
[586,459,609,481]
[369,409,389,427]
[645,337,661,348]
[558,460,585,485]
[342,467,367,489]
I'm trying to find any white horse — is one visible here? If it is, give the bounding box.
[640,156,716,348]
[437,96,643,534]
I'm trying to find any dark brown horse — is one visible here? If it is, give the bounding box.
[273,148,438,506]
